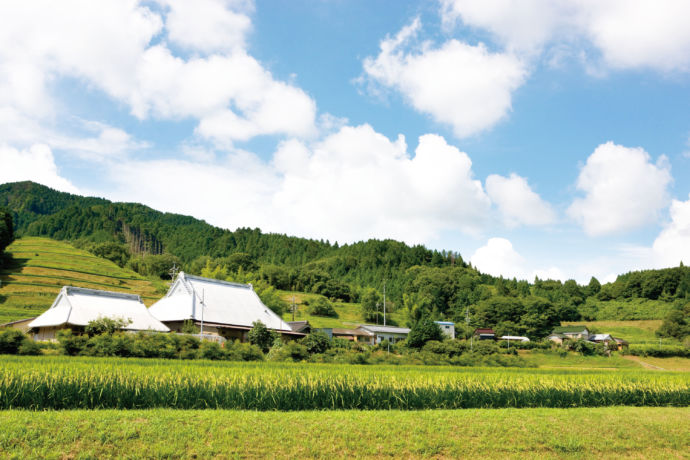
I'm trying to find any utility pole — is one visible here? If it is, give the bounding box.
[383,280,386,327]
[292,295,296,321]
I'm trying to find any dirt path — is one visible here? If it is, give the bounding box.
[623,355,666,370]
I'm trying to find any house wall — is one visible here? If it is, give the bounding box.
[374,332,407,344]
[437,323,455,339]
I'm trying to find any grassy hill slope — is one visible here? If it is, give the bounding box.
[0,237,167,324]
[278,290,407,329]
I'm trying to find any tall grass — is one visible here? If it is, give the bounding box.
[1,356,688,410]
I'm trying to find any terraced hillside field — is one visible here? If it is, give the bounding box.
[0,237,167,324]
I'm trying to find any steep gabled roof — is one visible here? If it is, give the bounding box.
[148,272,292,332]
[28,286,169,332]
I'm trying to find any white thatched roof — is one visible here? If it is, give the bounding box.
[148,272,292,332]
[28,286,169,332]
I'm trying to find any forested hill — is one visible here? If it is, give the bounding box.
[0,181,458,297]
[1,181,688,335]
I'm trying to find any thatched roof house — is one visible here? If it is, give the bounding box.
[28,286,169,340]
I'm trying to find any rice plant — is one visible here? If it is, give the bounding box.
[0,356,687,410]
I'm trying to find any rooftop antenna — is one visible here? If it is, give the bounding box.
[169,263,179,284]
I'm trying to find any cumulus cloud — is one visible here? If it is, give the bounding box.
[161,0,253,53]
[470,237,525,278]
[441,0,690,72]
[651,195,690,267]
[485,173,555,227]
[362,19,527,138]
[568,142,672,236]
[0,144,78,193]
[0,0,316,150]
[106,125,491,244]
[469,237,564,281]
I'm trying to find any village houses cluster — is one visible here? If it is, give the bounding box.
[3,272,627,349]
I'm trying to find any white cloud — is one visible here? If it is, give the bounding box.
[651,195,690,267]
[470,237,525,278]
[161,0,253,53]
[362,19,527,138]
[485,173,555,227]
[105,125,491,245]
[0,0,316,151]
[0,144,78,193]
[469,237,565,281]
[568,142,672,236]
[441,0,690,72]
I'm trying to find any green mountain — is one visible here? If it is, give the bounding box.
[1,181,687,337]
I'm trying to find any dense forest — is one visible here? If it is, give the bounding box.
[1,181,688,338]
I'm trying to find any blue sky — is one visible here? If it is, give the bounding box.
[2,0,690,283]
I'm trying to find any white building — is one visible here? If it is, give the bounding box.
[148,272,301,341]
[435,321,455,339]
[358,324,410,344]
[28,286,169,340]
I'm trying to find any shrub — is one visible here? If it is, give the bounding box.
[0,329,26,355]
[17,339,42,356]
[248,321,274,353]
[407,318,444,349]
[198,341,224,360]
[57,330,88,356]
[626,344,690,358]
[267,341,309,362]
[301,331,331,354]
[85,317,132,337]
[307,297,337,317]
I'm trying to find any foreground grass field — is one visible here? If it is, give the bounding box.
[0,407,688,459]
[2,356,688,410]
[0,237,167,323]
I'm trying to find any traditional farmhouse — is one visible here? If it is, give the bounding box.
[435,321,455,339]
[474,328,496,340]
[148,272,302,341]
[358,324,410,344]
[28,286,169,340]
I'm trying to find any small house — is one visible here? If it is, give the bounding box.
[473,328,496,340]
[358,324,410,344]
[435,321,455,339]
[288,321,311,334]
[331,328,373,343]
[551,325,590,339]
[28,286,169,341]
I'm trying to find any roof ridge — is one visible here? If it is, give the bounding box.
[63,286,142,302]
[181,272,252,289]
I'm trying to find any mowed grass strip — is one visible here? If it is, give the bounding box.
[0,407,688,459]
[1,356,688,410]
